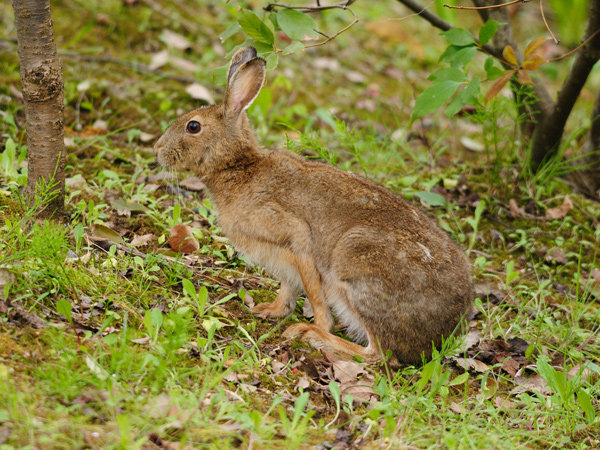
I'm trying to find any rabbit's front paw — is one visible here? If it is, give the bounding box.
[252,301,291,319]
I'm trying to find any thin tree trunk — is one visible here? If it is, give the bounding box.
[568,88,600,200]
[12,0,65,217]
[530,0,600,168]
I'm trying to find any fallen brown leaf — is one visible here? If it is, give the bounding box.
[545,247,567,265]
[168,224,199,254]
[544,195,573,220]
[130,233,154,248]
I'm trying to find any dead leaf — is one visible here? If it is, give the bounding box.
[180,176,206,192]
[460,137,485,153]
[508,198,536,220]
[313,57,340,71]
[449,402,463,414]
[462,329,481,352]
[0,269,13,299]
[90,224,124,244]
[331,358,368,384]
[185,83,214,104]
[168,224,199,254]
[110,198,148,217]
[296,376,311,390]
[544,195,573,220]
[512,374,551,395]
[170,57,197,72]
[149,50,169,70]
[494,396,517,410]
[130,234,154,248]
[545,247,567,265]
[131,336,151,345]
[345,70,366,83]
[161,29,191,50]
[501,357,521,377]
[474,282,506,304]
[454,357,490,373]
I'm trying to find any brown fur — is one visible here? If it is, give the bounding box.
[155,47,473,364]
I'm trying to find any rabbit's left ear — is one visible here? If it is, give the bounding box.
[224,57,266,118]
[227,47,258,84]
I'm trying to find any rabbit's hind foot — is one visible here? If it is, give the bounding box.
[283,323,381,363]
[252,281,299,319]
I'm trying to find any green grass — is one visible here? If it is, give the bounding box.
[1,0,600,448]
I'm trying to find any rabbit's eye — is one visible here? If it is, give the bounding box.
[186,120,201,134]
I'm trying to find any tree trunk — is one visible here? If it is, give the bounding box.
[530,0,600,168]
[12,0,65,218]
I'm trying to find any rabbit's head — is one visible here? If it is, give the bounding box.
[155,47,266,177]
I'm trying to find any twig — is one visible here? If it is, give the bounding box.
[265,0,356,12]
[443,0,528,10]
[548,28,600,62]
[1,37,199,84]
[59,50,199,84]
[394,0,502,59]
[304,5,359,49]
[265,1,359,51]
[538,0,559,44]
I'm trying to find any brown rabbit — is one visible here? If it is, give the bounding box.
[155,47,473,364]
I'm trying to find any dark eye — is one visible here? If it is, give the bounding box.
[186,120,201,134]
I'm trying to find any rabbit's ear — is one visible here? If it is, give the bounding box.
[227,47,258,84]
[224,57,266,118]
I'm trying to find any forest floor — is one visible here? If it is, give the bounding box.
[1,0,599,448]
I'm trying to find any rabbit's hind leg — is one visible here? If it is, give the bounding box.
[252,281,300,319]
[283,324,381,363]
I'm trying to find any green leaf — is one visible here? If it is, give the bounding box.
[428,67,466,83]
[479,20,502,45]
[440,45,478,68]
[412,80,461,121]
[219,22,241,42]
[448,371,469,386]
[92,224,124,244]
[445,77,480,117]
[238,10,274,45]
[414,191,448,207]
[283,41,305,55]
[56,299,72,322]
[577,388,595,422]
[442,28,475,47]
[266,52,279,71]
[276,9,319,41]
[182,278,196,301]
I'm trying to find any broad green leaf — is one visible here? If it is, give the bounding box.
[428,67,466,83]
[445,77,480,117]
[238,10,274,45]
[412,80,461,121]
[577,388,595,422]
[92,224,124,244]
[182,278,196,300]
[56,299,72,322]
[449,371,469,386]
[440,45,477,68]
[479,20,502,45]
[283,41,305,55]
[276,9,319,41]
[266,52,279,71]
[442,28,475,47]
[484,57,504,80]
[219,22,241,42]
[414,191,448,207]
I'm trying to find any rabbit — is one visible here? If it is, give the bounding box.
[154,47,473,364]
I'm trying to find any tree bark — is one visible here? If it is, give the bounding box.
[12,0,65,217]
[531,0,600,168]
